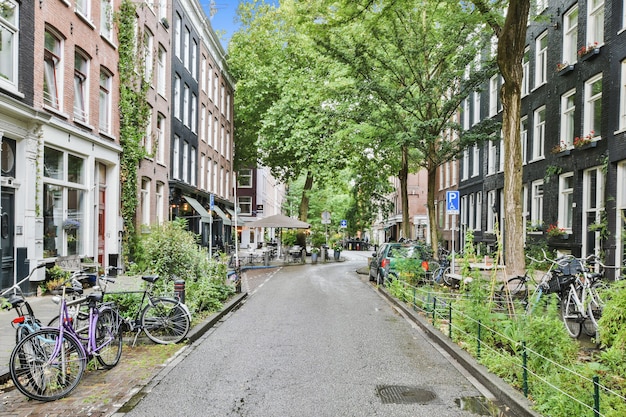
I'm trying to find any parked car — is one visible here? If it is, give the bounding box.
[369,242,432,285]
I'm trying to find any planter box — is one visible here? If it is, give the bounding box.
[580,48,600,62]
[557,64,574,75]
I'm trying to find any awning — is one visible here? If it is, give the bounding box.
[182,196,211,223]
[246,214,311,229]
[212,205,232,226]
[226,208,246,226]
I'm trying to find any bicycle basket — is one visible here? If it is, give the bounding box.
[546,273,575,294]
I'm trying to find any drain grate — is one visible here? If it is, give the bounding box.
[376,385,437,404]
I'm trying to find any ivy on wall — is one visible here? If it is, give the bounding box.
[115,0,150,263]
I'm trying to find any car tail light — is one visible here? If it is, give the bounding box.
[421,260,429,272]
[381,258,390,269]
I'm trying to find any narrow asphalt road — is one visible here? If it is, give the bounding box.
[120,253,494,417]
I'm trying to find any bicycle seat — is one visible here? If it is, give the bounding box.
[142,275,159,283]
[7,294,25,308]
[87,293,103,303]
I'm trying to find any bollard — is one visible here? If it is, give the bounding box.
[264,251,270,266]
[174,279,186,303]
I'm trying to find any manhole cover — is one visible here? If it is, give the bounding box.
[376,385,437,404]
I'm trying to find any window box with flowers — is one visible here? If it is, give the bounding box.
[573,131,597,149]
[556,62,574,75]
[547,224,568,239]
[62,218,80,231]
[551,141,571,156]
[578,42,600,61]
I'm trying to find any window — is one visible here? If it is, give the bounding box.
[157,45,166,96]
[473,91,481,125]
[469,194,475,230]
[620,60,626,130]
[617,162,626,275]
[156,113,165,163]
[475,191,482,231]
[559,173,574,231]
[583,167,604,257]
[489,76,498,117]
[174,74,180,120]
[183,27,190,70]
[143,106,153,154]
[522,47,530,96]
[73,50,89,123]
[191,39,198,80]
[530,180,544,228]
[536,0,547,14]
[156,182,164,224]
[563,6,578,65]
[200,104,206,142]
[587,0,604,46]
[172,136,180,179]
[201,56,207,92]
[43,147,87,258]
[174,13,181,59]
[462,149,469,180]
[520,116,528,164]
[141,178,150,226]
[44,28,63,109]
[191,93,197,133]
[200,154,205,190]
[100,0,113,39]
[463,99,470,130]
[487,190,497,232]
[532,106,546,160]
[488,138,497,175]
[99,69,112,133]
[183,84,190,127]
[238,196,252,216]
[76,0,90,19]
[0,0,19,89]
[182,141,189,182]
[559,89,576,148]
[472,145,479,177]
[238,169,253,187]
[190,147,196,186]
[584,74,602,139]
[143,28,154,83]
[535,32,548,88]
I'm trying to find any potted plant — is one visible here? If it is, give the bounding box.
[332,243,342,260]
[546,224,566,239]
[311,247,320,263]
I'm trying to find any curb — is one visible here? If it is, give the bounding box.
[376,286,541,417]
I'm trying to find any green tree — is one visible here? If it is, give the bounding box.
[302,0,496,253]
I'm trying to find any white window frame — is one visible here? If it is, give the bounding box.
[584,74,602,139]
[563,5,578,66]
[522,47,530,97]
[141,178,150,226]
[535,32,548,88]
[99,69,112,134]
[100,0,113,40]
[559,172,574,231]
[473,91,481,125]
[182,141,189,183]
[620,59,626,131]
[520,116,528,165]
[157,44,166,96]
[530,180,544,229]
[560,89,576,148]
[44,28,63,110]
[532,106,546,161]
[0,0,19,90]
[143,28,154,84]
[73,50,90,124]
[489,75,498,117]
[587,0,604,47]
[172,135,180,180]
[156,113,165,164]
[582,166,605,257]
[472,145,479,177]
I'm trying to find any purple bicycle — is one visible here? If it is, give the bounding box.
[8,277,122,401]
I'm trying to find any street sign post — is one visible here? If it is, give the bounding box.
[446,191,460,273]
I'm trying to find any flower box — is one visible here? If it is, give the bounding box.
[556,64,574,75]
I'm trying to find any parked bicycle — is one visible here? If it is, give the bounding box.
[9,275,122,401]
[1,263,47,343]
[111,274,191,345]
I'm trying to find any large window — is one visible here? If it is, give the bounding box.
[531,180,544,228]
[100,0,113,40]
[584,74,602,139]
[583,167,604,257]
[238,196,252,215]
[73,50,89,123]
[99,68,112,133]
[587,0,604,46]
[44,28,63,109]
[43,147,86,258]
[532,106,546,160]
[238,169,253,187]
[559,173,574,231]
[0,0,18,89]
[560,89,576,148]
[563,5,578,65]
[535,32,548,87]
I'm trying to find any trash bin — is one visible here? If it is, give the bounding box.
[264,251,270,266]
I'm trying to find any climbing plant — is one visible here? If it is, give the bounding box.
[115,0,151,263]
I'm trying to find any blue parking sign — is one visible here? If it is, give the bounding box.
[446,191,459,214]
[340,220,347,228]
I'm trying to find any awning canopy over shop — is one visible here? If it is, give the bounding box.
[226,208,245,227]
[246,214,311,229]
[182,196,211,223]
[212,205,232,226]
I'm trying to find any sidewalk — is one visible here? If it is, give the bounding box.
[0,275,146,382]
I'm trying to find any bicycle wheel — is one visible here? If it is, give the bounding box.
[442,267,455,287]
[10,328,86,401]
[583,281,607,337]
[497,276,529,310]
[560,287,582,338]
[95,307,123,369]
[141,298,190,344]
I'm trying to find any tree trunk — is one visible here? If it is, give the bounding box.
[427,165,439,258]
[496,0,530,278]
[299,171,314,221]
[399,145,411,239]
